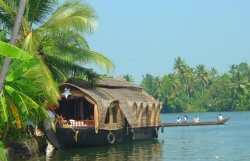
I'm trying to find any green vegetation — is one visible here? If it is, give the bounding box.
[141,56,250,112]
[0,1,249,159]
[0,0,114,157]
[123,74,135,82]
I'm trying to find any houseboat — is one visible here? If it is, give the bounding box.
[44,77,164,148]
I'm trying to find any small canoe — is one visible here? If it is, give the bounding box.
[162,117,230,127]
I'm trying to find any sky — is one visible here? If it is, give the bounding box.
[84,0,250,84]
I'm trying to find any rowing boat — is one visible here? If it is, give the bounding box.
[162,117,230,127]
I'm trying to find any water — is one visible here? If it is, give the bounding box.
[23,111,250,161]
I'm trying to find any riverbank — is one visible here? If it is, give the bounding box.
[4,136,47,161]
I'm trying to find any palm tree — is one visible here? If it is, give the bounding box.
[167,73,181,98]
[210,67,218,78]
[0,0,28,93]
[183,67,195,101]
[0,0,114,85]
[195,64,210,96]
[1,0,114,143]
[141,74,155,97]
[230,71,250,110]
[229,65,237,78]
[173,57,190,89]
[0,42,60,141]
[123,74,135,82]
[173,56,187,75]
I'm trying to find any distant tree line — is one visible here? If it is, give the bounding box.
[140,57,250,113]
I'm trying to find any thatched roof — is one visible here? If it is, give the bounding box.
[58,77,160,126]
[64,76,142,90]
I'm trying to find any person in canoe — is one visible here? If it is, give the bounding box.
[176,117,181,123]
[183,115,188,123]
[217,114,223,121]
[193,115,200,122]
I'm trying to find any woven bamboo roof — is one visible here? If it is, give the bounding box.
[58,77,160,126]
[64,76,142,90]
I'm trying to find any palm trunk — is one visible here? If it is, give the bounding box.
[0,0,28,93]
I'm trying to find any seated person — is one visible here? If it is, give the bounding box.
[217,114,223,121]
[193,115,200,122]
[176,117,181,123]
[183,115,188,123]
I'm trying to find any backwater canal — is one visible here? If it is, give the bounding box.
[21,111,250,161]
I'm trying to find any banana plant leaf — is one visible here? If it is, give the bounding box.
[0,41,32,61]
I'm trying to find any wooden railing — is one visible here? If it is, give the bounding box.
[83,120,95,126]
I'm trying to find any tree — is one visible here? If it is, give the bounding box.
[210,67,218,78]
[123,74,135,82]
[230,71,249,110]
[182,67,195,101]
[0,0,28,93]
[141,74,158,98]
[195,64,210,96]
[0,0,114,84]
[0,41,60,141]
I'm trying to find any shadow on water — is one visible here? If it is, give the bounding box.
[51,139,164,161]
[25,139,165,161]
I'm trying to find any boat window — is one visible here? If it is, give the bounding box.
[132,104,137,115]
[111,107,117,123]
[105,102,119,124]
[105,109,110,124]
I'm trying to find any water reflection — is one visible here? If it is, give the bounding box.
[48,139,164,161]
[45,142,55,161]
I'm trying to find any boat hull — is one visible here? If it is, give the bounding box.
[45,124,160,148]
[162,117,230,127]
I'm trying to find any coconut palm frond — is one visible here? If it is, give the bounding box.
[21,29,44,52]
[0,0,17,32]
[0,30,7,41]
[44,54,99,80]
[45,29,90,52]
[81,50,115,74]
[41,30,114,74]
[43,0,98,33]
[24,57,60,106]
[27,0,57,25]
[48,65,68,83]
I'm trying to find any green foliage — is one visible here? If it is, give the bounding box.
[99,74,113,79]
[141,57,250,112]
[123,74,135,82]
[1,0,114,85]
[0,141,7,161]
[167,97,186,113]
[0,0,115,143]
[0,41,33,60]
[0,57,61,141]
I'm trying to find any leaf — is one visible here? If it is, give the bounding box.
[23,58,60,105]
[0,41,33,61]
[18,92,39,109]
[0,95,8,123]
[8,101,22,129]
[6,59,40,82]
[0,141,8,161]
[5,85,29,115]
